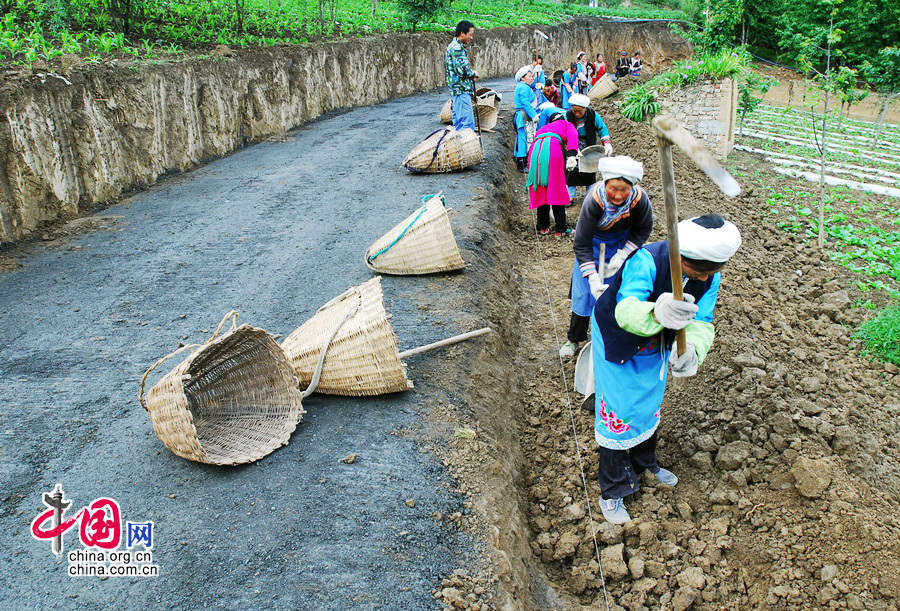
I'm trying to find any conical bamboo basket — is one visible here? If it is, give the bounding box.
[475,98,498,131]
[439,99,453,124]
[139,312,304,465]
[402,127,483,173]
[476,87,502,110]
[439,98,497,130]
[364,194,465,275]
[281,277,413,396]
[588,74,618,100]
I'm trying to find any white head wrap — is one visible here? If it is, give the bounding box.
[678,215,742,263]
[515,65,533,81]
[569,93,590,108]
[596,156,644,185]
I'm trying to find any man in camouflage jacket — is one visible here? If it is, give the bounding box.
[445,21,479,131]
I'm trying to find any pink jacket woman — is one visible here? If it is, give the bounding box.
[526,112,580,235]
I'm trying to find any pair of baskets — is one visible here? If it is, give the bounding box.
[438,89,500,131]
[142,198,482,466]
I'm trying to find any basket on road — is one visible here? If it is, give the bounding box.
[140,312,304,465]
[282,277,492,396]
[365,194,465,275]
[439,94,498,130]
[281,277,413,396]
[402,126,483,173]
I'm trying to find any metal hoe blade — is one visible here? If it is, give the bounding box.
[651,114,741,197]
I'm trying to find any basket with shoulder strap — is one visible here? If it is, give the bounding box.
[402,126,483,173]
[364,194,465,275]
[281,277,413,396]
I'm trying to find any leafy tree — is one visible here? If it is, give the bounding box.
[781,0,845,249]
[672,0,744,54]
[831,66,868,129]
[737,71,778,136]
[397,0,444,31]
[861,47,900,147]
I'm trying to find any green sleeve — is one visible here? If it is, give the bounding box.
[685,320,715,364]
[614,296,663,337]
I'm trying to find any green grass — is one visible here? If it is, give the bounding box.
[856,305,900,366]
[0,0,682,66]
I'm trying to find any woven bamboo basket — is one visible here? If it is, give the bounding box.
[439,98,497,130]
[552,69,564,85]
[402,126,483,173]
[139,312,304,465]
[476,88,502,110]
[588,74,618,100]
[281,277,413,396]
[364,194,465,275]
[439,99,453,124]
[475,99,498,131]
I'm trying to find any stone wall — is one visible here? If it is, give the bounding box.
[658,77,738,160]
[0,19,691,243]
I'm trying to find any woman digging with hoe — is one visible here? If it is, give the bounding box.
[590,214,742,524]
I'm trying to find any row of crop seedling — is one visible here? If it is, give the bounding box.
[743,115,900,160]
[752,104,900,141]
[761,180,900,299]
[0,0,681,66]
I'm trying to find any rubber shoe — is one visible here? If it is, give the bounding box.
[559,340,579,358]
[539,228,550,236]
[651,467,679,487]
[599,497,631,524]
[555,229,573,238]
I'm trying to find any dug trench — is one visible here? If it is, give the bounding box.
[437,94,900,610]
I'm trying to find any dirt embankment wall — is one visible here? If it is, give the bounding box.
[761,79,900,123]
[0,19,690,244]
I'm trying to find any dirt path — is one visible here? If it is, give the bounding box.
[485,91,900,609]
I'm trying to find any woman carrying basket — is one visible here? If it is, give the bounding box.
[526,111,579,237]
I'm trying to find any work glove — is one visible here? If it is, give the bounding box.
[565,156,577,171]
[653,292,698,330]
[588,273,608,299]
[604,142,613,157]
[603,248,629,278]
[532,114,540,123]
[669,342,699,377]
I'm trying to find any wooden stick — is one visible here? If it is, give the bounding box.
[655,134,687,357]
[398,327,492,359]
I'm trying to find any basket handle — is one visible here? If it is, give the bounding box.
[138,310,240,411]
[300,302,360,399]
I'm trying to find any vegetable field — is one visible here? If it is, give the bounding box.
[735,103,900,301]
[0,0,681,65]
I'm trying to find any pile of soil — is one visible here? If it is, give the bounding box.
[441,97,900,610]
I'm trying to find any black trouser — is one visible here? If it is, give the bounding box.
[598,431,659,500]
[567,313,590,343]
[536,205,567,233]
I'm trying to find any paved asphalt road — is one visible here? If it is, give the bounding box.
[0,79,515,610]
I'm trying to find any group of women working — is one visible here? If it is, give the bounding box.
[511,58,743,526]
